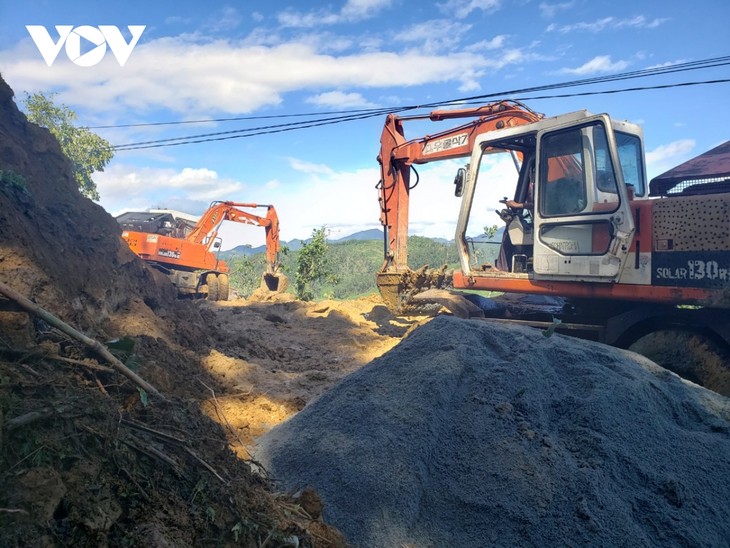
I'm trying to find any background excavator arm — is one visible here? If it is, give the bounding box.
[187,202,281,273]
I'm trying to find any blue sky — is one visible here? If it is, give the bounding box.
[1,0,729,248]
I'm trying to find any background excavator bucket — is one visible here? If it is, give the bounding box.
[260,270,289,293]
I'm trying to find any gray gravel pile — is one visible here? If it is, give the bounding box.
[256,316,730,547]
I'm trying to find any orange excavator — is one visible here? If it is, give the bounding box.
[376,100,730,392]
[117,201,285,300]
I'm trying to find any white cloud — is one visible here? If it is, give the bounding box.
[539,2,574,19]
[287,158,335,176]
[204,6,243,32]
[396,20,468,53]
[305,91,378,109]
[645,59,687,70]
[277,0,392,28]
[645,139,695,180]
[341,0,393,19]
[277,10,339,28]
[547,15,668,34]
[168,167,218,188]
[549,16,614,33]
[465,35,509,52]
[615,15,668,30]
[1,35,508,116]
[437,0,501,19]
[559,55,629,75]
[96,164,248,216]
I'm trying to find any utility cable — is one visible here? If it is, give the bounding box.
[91,54,730,130]
[113,109,396,151]
[112,78,730,151]
[112,106,416,149]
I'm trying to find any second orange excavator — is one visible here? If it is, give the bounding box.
[117,201,286,300]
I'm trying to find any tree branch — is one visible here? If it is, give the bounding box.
[0,280,164,400]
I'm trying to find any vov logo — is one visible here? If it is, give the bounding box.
[26,25,146,67]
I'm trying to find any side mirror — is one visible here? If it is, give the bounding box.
[453,167,467,197]
[213,241,221,249]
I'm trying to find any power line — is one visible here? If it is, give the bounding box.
[112,77,730,151]
[411,56,730,111]
[464,78,730,105]
[85,106,397,129]
[93,54,730,131]
[113,110,398,151]
[113,108,407,149]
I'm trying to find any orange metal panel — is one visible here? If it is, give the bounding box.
[452,271,727,308]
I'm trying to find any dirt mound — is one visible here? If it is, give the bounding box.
[257,316,730,547]
[0,74,346,546]
[0,79,178,333]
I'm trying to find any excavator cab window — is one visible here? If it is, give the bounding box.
[615,131,646,197]
[536,121,627,257]
[539,130,587,217]
[464,138,537,271]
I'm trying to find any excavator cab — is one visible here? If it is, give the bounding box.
[455,111,639,287]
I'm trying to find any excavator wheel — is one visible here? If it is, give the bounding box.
[218,273,230,301]
[206,274,219,301]
[629,330,730,397]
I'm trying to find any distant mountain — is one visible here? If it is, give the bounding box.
[219,244,263,259]
[220,227,503,260]
[469,226,505,243]
[284,239,304,251]
[332,229,383,242]
[221,238,301,259]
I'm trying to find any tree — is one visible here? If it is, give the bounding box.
[22,91,113,200]
[295,227,336,301]
[228,255,264,298]
[483,224,499,240]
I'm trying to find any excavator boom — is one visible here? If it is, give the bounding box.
[376,101,542,308]
[378,100,543,274]
[187,202,281,273]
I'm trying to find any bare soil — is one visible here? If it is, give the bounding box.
[0,73,408,547]
[196,295,424,454]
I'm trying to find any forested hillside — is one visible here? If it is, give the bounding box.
[226,235,500,300]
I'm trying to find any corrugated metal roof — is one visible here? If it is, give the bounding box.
[649,140,730,196]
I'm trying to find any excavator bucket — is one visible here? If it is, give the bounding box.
[260,271,289,293]
[376,271,407,312]
[376,266,483,318]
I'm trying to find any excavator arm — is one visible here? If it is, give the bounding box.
[376,100,543,308]
[378,100,542,271]
[187,202,281,273]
